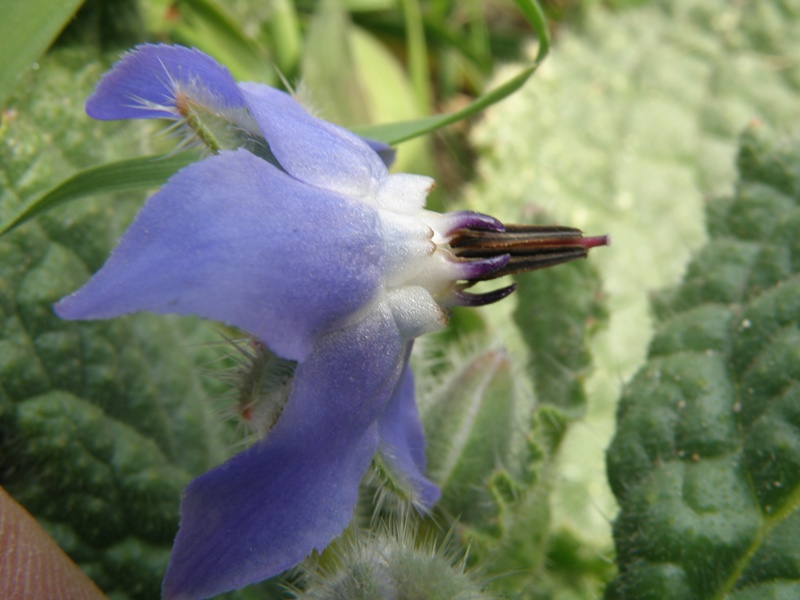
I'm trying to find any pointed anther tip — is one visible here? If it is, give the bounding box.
[578,233,610,250]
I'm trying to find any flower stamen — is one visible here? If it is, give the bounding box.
[450,283,517,307]
[442,223,609,305]
[450,224,609,280]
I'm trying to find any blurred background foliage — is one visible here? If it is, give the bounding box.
[1,0,798,599]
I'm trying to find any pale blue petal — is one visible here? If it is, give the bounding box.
[239,83,388,197]
[377,349,441,510]
[361,137,396,169]
[55,149,383,361]
[162,306,405,600]
[86,44,245,120]
[85,44,393,193]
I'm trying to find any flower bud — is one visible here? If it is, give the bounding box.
[296,522,494,599]
[420,345,555,592]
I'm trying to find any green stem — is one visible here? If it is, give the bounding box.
[401,0,432,113]
[355,0,551,145]
[177,95,223,154]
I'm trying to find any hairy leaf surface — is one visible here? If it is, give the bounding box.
[606,126,800,599]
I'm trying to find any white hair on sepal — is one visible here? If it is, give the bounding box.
[203,332,296,453]
[290,512,491,599]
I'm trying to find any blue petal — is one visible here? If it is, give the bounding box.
[86,44,394,191]
[86,44,245,120]
[162,305,406,600]
[55,149,384,361]
[239,83,388,197]
[377,349,441,510]
[362,137,396,169]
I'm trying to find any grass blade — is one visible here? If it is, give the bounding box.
[1,151,199,236]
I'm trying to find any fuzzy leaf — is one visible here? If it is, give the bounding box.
[0,0,82,106]
[419,347,557,595]
[606,125,800,599]
[0,47,226,600]
[469,0,800,560]
[424,350,522,526]
[511,255,611,598]
[514,258,607,420]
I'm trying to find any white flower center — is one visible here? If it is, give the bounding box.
[369,173,462,341]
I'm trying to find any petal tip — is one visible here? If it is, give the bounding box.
[86,43,242,121]
[52,296,78,320]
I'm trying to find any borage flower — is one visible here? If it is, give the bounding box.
[55,45,608,600]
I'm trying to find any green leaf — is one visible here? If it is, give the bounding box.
[352,0,550,144]
[0,0,83,106]
[343,0,396,10]
[170,0,275,84]
[422,257,608,598]
[0,152,199,237]
[349,27,430,175]
[424,349,522,524]
[399,0,432,111]
[418,346,556,595]
[468,0,800,555]
[605,125,800,599]
[0,46,227,600]
[514,258,608,420]
[265,0,301,77]
[300,0,372,128]
[355,62,540,145]
[57,0,145,48]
